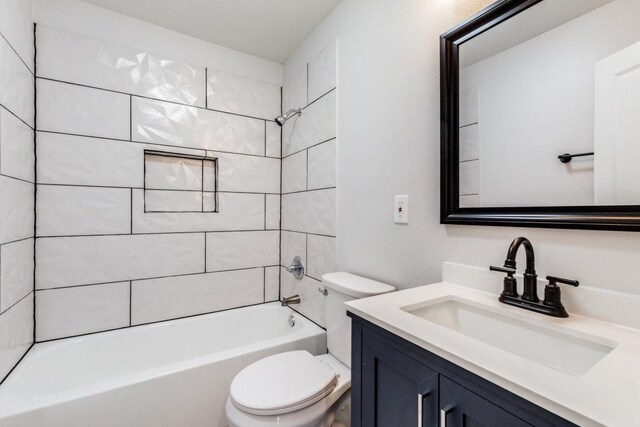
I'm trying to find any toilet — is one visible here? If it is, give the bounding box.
[225,272,395,427]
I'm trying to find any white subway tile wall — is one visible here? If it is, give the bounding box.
[280,42,337,327]
[205,231,279,272]
[308,43,337,103]
[131,268,264,325]
[36,282,130,341]
[0,107,34,182]
[0,0,34,382]
[0,36,35,128]
[36,185,131,236]
[282,150,307,193]
[132,97,266,155]
[37,79,130,140]
[306,234,337,280]
[0,294,33,380]
[34,26,283,340]
[282,89,336,157]
[36,25,206,107]
[0,238,34,312]
[206,69,280,120]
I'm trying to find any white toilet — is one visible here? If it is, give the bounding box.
[225,272,395,427]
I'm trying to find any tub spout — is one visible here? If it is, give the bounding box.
[281,295,301,307]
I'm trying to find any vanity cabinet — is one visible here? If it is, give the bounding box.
[350,314,576,427]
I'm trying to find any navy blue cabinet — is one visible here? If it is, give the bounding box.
[440,376,530,427]
[350,314,576,427]
[361,334,438,426]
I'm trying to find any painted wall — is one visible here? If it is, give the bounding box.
[33,1,284,341]
[280,42,337,327]
[0,0,36,382]
[284,0,640,298]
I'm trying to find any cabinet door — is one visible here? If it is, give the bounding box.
[361,335,439,427]
[440,377,531,427]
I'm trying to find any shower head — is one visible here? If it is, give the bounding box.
[275,108,302,126]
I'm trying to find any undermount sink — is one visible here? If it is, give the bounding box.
[402,298,617,376]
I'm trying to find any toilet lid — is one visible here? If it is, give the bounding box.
[230,350,337,416]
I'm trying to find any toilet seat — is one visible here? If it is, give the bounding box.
[229,351,338,416]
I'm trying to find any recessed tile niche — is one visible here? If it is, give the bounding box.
[143,150,218,213]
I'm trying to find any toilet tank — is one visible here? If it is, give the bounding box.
[321,273,395,367]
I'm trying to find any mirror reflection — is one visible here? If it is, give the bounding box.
[458,0,640,207]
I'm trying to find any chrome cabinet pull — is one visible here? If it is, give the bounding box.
[417,392,431,427]
[440,406,453,427]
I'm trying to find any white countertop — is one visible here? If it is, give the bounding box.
[346,280,640,426]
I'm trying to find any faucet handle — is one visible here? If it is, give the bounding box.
[546,276,579,287]
[490,265,516,275]
[543,276,578,317]
[491,265,518,298]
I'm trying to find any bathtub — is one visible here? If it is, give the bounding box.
[0,303,326,427]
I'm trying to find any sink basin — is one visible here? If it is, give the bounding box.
[402,298,617,376]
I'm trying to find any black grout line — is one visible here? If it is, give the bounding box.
[0,103,34,132]
[285,305,326,331]
[129,95,132,141]
[303,86,335,110]
[36,229,281,239]
[36,182,279,196]
[278,85,283,302]
[0,342,34,386]
[36,76,277,123]
[32,22,38,347]
[37,129,281,160]
[0,33,35,77]
[281,229,336,239]
[34,300,295,344]
[281,186,336,196]
[0,236,34,247]
[204,233,207,272]
[306,149,309,190]
[0,173,35,185]
[130,189,133,234]
[0,290,32,316]
[459,122,479,129]
[36,265,281,292]
[459,158,479,163]
[282,137,336,160]
[306,63,309,105]
[128,281,132,326]
[263,267,266,302]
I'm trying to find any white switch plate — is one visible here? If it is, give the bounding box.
[394,195,409,224]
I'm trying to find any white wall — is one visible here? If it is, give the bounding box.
[33,2,284,341]
[459,0,640,207]
[0,0,35,382]
[284,0,640,298]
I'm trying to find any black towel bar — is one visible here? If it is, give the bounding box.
[558,152,594,163]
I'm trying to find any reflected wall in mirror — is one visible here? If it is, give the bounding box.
[441,0,640,230]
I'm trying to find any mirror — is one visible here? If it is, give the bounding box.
[440,0,640,231]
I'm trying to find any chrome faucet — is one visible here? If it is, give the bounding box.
[490,237,579,318]
[281,295,301,307]
[285,256,305,280]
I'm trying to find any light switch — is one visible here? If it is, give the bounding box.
[394,195,409,224]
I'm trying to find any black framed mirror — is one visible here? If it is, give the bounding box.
[440,0,640,231]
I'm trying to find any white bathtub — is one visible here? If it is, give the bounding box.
[0,303,326,427]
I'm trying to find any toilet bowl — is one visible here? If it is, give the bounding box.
[225,272,395,427]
